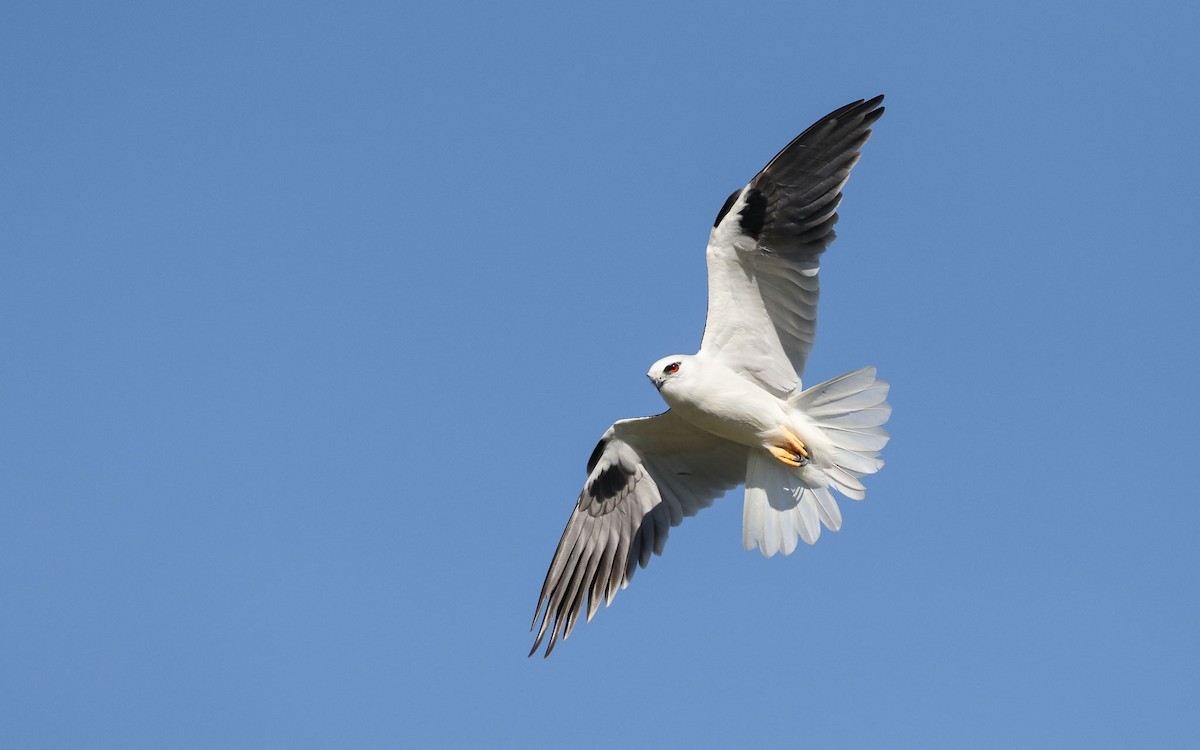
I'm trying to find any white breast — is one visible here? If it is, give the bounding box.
[657,357,789,447]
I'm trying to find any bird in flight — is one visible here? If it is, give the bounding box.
[531,96,890,657]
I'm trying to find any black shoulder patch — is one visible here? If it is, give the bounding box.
[590,463,631,501]
[713,188,742,227]
[586,438,609,474]
[739,188,766,239]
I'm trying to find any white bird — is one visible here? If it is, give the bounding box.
[531,96,890,657]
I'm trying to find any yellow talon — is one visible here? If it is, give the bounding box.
[780,427,809,459]
[768,445,804,467]
[766,427,809,466]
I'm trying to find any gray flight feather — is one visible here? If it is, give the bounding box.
[529,412,746,657]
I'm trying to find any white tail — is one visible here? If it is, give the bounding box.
[742,367,891,558]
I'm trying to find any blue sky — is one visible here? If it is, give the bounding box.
[3,1,1199,747]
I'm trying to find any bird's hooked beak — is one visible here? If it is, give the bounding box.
[648,373,663,390]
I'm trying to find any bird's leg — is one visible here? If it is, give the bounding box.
[768,427,809,467]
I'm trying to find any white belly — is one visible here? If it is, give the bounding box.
[658,360,791,447]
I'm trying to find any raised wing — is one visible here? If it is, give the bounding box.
[699,96,884,396]
[530,411,747,657]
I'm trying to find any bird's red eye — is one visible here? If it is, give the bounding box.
[664,362,680,375]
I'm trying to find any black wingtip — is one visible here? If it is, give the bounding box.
[862,94,885,121]
[750,95,887,187]
[834,95,885,129]
[857,94,885,112]
[857,95,886,128]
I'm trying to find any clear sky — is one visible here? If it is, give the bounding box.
[3,1,1199,747]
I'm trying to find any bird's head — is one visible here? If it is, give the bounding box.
[647,355,689,391]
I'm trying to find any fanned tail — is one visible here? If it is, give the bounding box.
[742,367,891,558]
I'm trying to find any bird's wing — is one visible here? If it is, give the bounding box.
[530,411,748,657]
[699,96,884,396]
